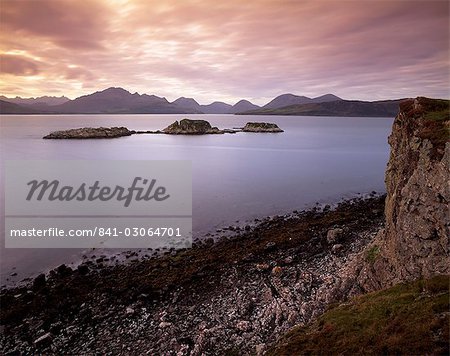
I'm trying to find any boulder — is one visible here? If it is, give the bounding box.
[327,228,343,244]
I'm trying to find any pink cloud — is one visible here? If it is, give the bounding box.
[0,54,40,75]
[0,0,448,103]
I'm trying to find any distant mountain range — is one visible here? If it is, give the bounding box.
[240,99,405,117]
[262,93,342,109]
[172,97,258,114]
[0,87,403,117]
[0,95,70,107]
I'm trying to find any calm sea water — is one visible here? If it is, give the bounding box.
[0,114,393,285]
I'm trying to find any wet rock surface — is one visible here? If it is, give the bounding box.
[1,196,385,355]
[43,126,134,139]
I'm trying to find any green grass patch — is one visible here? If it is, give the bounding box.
[413,98,450,159]
[421,98,450,122]
[267,275,449,356]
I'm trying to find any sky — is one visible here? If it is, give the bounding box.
[0,0,449,105]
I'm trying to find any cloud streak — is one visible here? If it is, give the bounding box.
[0,0,448,104]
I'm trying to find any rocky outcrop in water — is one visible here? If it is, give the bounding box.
[43,120,284,138]
[43,127,134,139]
[162,119,227,134]
[242,122,284,132]
[162,120,284,134]
[356,97,449,291]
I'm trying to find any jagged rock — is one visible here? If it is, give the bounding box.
[43,127,134,139]
[163,119,227,134]
[242,122,284,132]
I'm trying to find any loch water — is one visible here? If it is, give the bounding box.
[0,114,393,285]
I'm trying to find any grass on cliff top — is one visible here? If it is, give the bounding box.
[414,98,450,154]
[267,275,449,356]
[419,98,450,122]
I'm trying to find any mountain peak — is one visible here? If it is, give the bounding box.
[263,93,311,109]
[234,99,252,105]
[312,93,342,102]
[263,93,343,109]
[100,87,131,95]
[231,99,260,113]
[173,97,199,105]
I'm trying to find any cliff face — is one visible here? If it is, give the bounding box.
[358,97,449,290]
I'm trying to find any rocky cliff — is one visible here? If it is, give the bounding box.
[357,97,449,290]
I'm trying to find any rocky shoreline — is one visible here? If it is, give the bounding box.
[1,196,385,355]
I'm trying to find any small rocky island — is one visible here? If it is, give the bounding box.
[162,119,235,134]
[43,119,284,138]
[242,122,284,132]
[43,127,134,139]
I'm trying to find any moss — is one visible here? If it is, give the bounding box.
[267,275,449,356]
[365,245,380,264]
